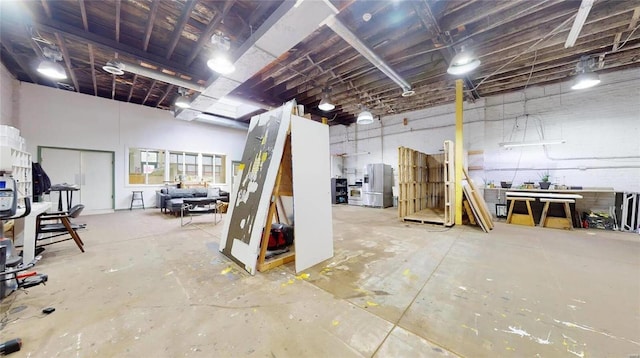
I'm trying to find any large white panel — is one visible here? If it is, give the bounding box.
[290,116,333,272]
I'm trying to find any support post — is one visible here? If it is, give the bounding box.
[455,79,464,225]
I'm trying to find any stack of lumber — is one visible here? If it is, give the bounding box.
[462,168,494,233]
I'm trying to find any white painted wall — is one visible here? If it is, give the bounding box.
[16,82,248,209]
[0,63,18,127]
[330,68,640,193]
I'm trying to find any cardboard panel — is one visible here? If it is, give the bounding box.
[220,103,293,274]
[290,116,334,272]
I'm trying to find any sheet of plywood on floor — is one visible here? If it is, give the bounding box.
[463,183,489,232]
[403,208,445,224]
[220,102,293,274]
[290,115,334,273]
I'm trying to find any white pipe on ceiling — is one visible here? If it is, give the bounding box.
[323,15,413,94]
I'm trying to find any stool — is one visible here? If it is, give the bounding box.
[539,198,575,230]
[130,191,145,210]
[506,197,536,226]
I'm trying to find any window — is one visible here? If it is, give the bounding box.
[202,154,226,184]
[130,147,227,185]
[128,148,166,184]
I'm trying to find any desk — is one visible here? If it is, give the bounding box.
[49,185,79,211]
[180,198,221,226]
[18,202,52,263]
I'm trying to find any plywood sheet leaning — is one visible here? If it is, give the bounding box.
[220,102,294,275]
[289,115,333,272]
[463,183,489,233]
[463,168,494,230]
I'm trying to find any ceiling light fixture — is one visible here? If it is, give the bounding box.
[447,46,481,75]
[102,59,125,75]
[174,87,191,109]
[318,86,335,111]
[207,33,235,75]
[37,46,66,80]
[356,108,374,125]
[571,56,601,90]
[499,140,566,148]
[565,0,594,48]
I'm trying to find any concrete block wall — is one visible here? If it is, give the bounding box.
[330,67,640,193]
[0,63,18,128]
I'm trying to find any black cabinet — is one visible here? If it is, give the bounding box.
[331,178,348,204]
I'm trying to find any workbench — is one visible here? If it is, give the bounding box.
[484,187,615,223]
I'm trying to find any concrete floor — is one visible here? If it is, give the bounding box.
[1,205,639,357]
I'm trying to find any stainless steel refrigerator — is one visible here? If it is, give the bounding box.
[362,163,393,208]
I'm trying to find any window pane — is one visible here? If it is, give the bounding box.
[129,148,165,185]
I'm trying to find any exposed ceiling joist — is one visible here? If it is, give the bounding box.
[166,0,197,60]
[143,1,159,52]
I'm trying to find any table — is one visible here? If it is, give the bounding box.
[180,198,221,226]
[18,201,52,263]
[505,191,583,228]
[48,184,80,211]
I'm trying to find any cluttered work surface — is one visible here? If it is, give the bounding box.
[484,187,616,227]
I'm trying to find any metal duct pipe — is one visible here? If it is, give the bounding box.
[121,61,206,92]
[195,113,249,130]
[324,16,413,94]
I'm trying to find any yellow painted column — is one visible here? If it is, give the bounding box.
[455,79,464,225]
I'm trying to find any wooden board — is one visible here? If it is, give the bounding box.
[463,184,489,233]
[220,102,293,275]
[403,208,445,224]
[290,115,334,273]
[463,168,494,230]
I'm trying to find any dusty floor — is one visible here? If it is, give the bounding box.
[1,205,639,357]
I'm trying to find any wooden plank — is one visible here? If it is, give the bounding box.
[463,200,476,225]
[463,168,494,229]
[403,208,445,224]
[463,184,489,232]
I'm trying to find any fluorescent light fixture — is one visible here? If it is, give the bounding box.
[447,48,481,75]
[571,71,600,90]
[499,140,566,148]
[564,0,594,48]
[357,110,374,125]
[37,59,67,80]
[318,87,335,111]
[207,53,235,74]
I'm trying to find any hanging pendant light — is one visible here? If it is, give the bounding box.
[207,33,235,75]
[174,87,191,109]
[318,86,335,111]
[447,46,481,75]
[37,46,67,80]
[571,56,600,90]
[356,106,374,125]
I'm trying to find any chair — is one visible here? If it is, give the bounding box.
[36,204,86,253]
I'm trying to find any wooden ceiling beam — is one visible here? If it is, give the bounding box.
[30,16,201,77]
[78,0,89,31]
[88,43,97,95]
[142,80,157,105]
[157,84,175,107]
[40,0,52,18]
[54,33,79,92]
[186,1,235,66]
[0,42,37,84]
[165,0,197,60]
[439,0,524,32]
[143,1,159,52]
[127,74,138,102]
[115,0,121,43]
